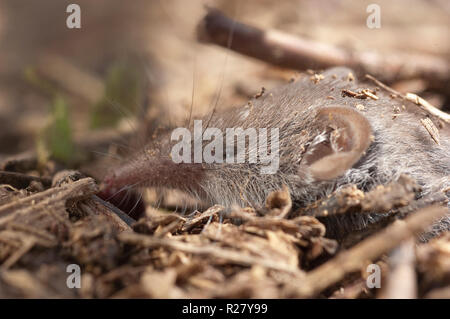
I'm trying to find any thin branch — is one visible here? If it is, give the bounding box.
[197,8,450,84]
[118,231,302,274]
[365,74,450,123]
[295,205,447,297]
[0,177,98,221]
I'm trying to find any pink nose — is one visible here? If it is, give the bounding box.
[102,171,116,189]
[97,173,145,220]
[98,175,116,202]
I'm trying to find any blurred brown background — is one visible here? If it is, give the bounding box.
[0,0,448,157]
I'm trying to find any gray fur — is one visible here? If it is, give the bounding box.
[195,67,450,238]
[107,67,450,239]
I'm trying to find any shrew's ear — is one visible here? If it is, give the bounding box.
[304,106,373,181]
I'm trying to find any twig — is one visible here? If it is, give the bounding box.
[264,185,292,218]
[228,207,325,237]
[197,8,450,84]
[297,175,420,218]
[0,177,98,223]
[295,205,447,297]
[365,74,403,96]
[7,222,56,243]
[197,8,346,70]
[365,74,450,123]
[118,231,302,274]
[1,237,35,270]
[154,219,184,238]
[379,239,417,299]
[405,93,450,123]
[182,205,224,231]
[420,118,440,145]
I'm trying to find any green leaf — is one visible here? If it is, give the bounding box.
[37,95,76,165]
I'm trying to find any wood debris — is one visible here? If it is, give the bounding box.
[347,72,355,82]
[0,1,449,301]
[365,74,450,123]
[310,73,324,84]
[420,118,440,145]
[254,87,265,99]
[295,175,421,218]
[362,89,379,100]
[0,164,448,298]
[341,88,378,100]
[406,93,450,124]
[197,8,450,84]
[295,205,448,297]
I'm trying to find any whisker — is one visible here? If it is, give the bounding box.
[155,192,163,210]
[109,141,134,151]
[129,191,143,215]
[116,188,132,208]
[204,4,240,130]
[105,98,138,132]
[216,213,224,237]
[201,214,214,233]
[105,180,143,201]
[187,56,197,128]
[90,150,123,160]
